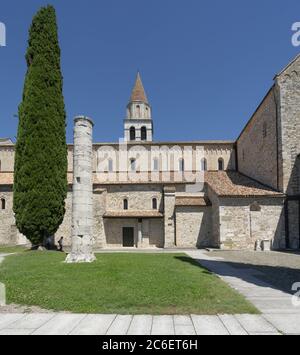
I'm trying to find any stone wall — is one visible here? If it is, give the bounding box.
[218,197,285,250]
[105,184,163,211]
[103,217,164,248]
[0,188,27,245]
[0,146,15,172]
[206,186,221,248]
[276,56,300,195]
[175,206,212,248]
[237,88,278,190]
[287,200,300,249]
[148,219,164,247]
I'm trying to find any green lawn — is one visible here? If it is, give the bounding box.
[0,245,28,254]
[0,252,258,315]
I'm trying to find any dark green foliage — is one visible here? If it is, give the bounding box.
[13,6,67,246]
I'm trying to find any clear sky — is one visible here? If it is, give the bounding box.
[1,0,300,143]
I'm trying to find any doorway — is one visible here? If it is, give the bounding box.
[123,227,135,247]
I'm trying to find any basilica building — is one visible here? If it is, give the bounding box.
[1,54,300,251]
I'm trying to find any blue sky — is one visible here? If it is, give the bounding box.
[1,0,300,143]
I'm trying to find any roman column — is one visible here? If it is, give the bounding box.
[65,116,96,263]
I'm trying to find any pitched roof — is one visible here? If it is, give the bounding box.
[176,196,212,207]
[129,72,149,104]
[275,53,300,78]
[0,138,13,145]
[0,171,284,198]
[205,171,284,198]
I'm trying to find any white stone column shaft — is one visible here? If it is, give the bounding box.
[66,116,96,263]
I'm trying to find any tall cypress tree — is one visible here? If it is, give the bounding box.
[13,5,67,247]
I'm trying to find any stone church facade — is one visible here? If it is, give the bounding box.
[1,54,300,250]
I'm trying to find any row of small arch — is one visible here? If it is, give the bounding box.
[104,158,225,172]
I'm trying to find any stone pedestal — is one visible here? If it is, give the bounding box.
[66,116,96,263]
[261,239,271,252]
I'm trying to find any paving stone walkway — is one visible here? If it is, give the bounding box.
[0,313,284,335]
[0,250,299,335]
[186,250,300,335]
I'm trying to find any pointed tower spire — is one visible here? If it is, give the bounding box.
[124,72,153,142]
[129,72,149,104]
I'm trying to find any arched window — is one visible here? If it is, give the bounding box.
[136,105,141,117]
[153,158,159,172]
[218,158,224,171]
[1,198,5,210]
[179,159,185,172]
[108,159,113,172]
[123,199,128,210]
[141,126,147,141]
[201,158,207,171]
[152,198,158,210]
[130,158,136,172]
[130,127,136,141]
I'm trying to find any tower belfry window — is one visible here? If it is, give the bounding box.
[130,127,136,141]
[141,127,147,141]
[218,158,224,171]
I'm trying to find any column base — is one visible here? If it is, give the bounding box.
[65,252,96,264]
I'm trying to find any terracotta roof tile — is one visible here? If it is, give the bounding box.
[129,72,148,103]
[205,171,284,197]
[176,196,211,206]
[0,171,285,199]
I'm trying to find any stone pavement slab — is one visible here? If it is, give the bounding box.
[218,314,247,335]
[127,315,153,335]
[235,315,279,334]
[70,314,117,335]
[5,314,55,330]
[151,316,175,335]
[0,312,297,335]
[0,328,33,335]
[0,314,25,329]
[174,316,196,335]
[191,315,229,335]
[31,314,86,335]
[106,315,133,335]
[263,314,300,335]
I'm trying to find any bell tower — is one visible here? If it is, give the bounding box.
[124,72,153,142]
